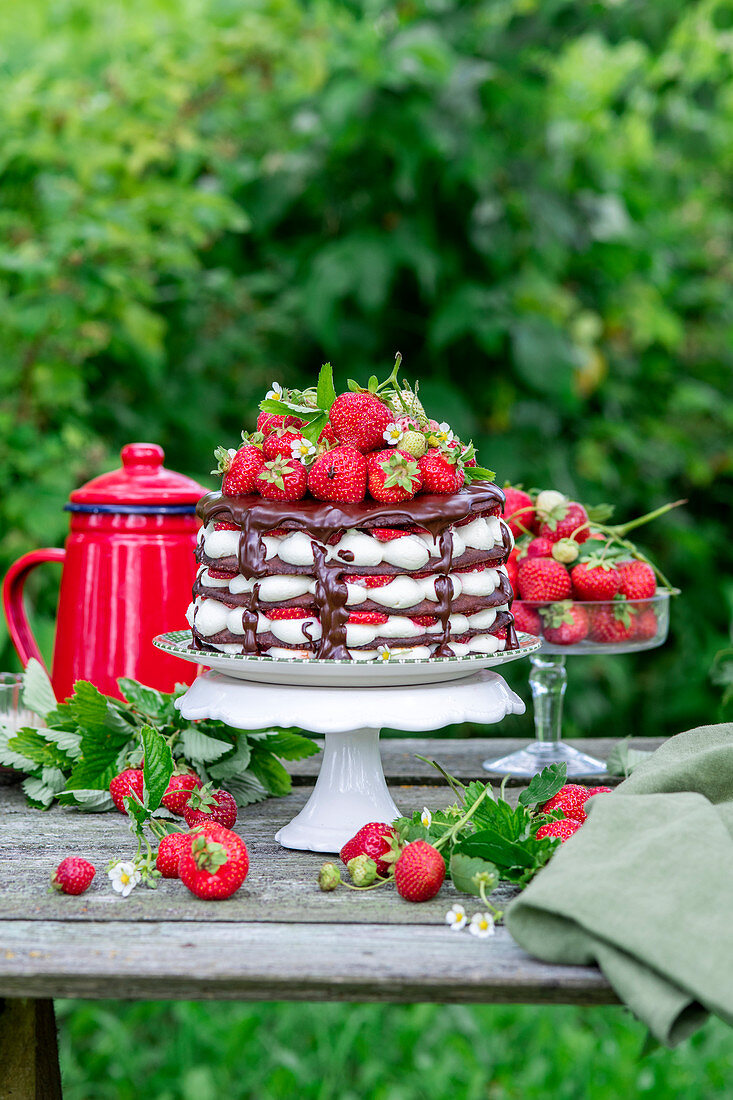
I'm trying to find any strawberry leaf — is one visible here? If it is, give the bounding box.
[140,724,174,813]
[463,465,496,484]
[21,658,57,719]
[315,363,336,412]
[517,762,568,807]
[449,852,499,896]
[300,412,328,445]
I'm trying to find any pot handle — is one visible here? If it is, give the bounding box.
[2,549,66,671]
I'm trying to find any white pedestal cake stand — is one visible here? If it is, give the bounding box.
[176,668,526,852]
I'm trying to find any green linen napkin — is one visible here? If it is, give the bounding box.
[506,724,733,1046]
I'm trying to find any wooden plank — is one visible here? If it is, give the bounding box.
[0,920,615,1005]
[0,998,63,1099]
[0,785,519,924]
[289,737,663,784]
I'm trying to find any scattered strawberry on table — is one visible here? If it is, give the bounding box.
[179,822,249,901]
[503,485,681,647]
[50,856,96,896]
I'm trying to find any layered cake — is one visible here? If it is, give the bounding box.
[188,362,517,661]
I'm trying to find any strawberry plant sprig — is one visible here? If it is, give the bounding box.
[0,659,319,812]
[392,759,571,892]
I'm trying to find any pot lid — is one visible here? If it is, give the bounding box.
[69,443,207,506]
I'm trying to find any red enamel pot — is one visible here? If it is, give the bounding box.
[3,443,206,701]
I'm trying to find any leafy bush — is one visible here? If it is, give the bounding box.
[1,0,732,737]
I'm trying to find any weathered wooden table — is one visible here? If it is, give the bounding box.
[0,737,660,1097]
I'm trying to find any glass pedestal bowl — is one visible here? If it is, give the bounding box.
[483,591,671,778]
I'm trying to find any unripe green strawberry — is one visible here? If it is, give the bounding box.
[347,854,378,886]
[399,430,428,458]
[318,862,341,891]
[552,538,580,564]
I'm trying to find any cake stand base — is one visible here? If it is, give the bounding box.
[176,668,525,852]
[483,739,607,779]
[274,727,401,852]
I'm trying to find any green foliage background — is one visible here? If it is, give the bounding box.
[2,0,732,737]
[3,0,733,1090]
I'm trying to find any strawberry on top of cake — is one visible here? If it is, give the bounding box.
[188,357,518,661]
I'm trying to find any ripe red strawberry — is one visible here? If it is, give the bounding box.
[367,449,422,503]
[213,521,239,531]
[617,560,656,600]
[51,856,96,895]
[371,528,409,541]
[179,822,249,901]
[526,537,554,559]
[570,562,621,601]
[542,784,592,823]
[263,428,306,462]
[307,445,367,503]
[257,411,303,435]
[512,602,542,636]
[330,392,393,452]
[589,603,635,644]
[348,611,389,625]
[343,574,392,588]
[267,607,311,619]
[220,444,266,496]
[162,772,203,816]
[517,558,572,602]
[417,449,465,494]
[503,487,536,537]
[156,833,191,879]
[587,786,613,798]
[207,567,237,580]
[411,614,437,627]
[535,819,582,843]
[541,601,589,645]
[183,787,238,830]
[109,769,145,815]
[394,840,446,902]
[340,821,396,878]
[257,456,307,502]
[632,607,658,641]
[537,500,590,544]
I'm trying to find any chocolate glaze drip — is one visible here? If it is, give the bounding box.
[433,574,455,658]
[311,543,350,659]
[193,482,516,661]
[241,583,260,653]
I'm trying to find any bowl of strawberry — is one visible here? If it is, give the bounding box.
[504,487,676,653]
[484,487,680,779]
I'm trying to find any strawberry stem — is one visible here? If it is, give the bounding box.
[478,879,504,923]
[434,785,492,852]
[598,499,686,538]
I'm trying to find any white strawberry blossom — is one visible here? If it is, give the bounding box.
[436,422,454,444]
[290,437,316,462]
[421,807,433,828]
[265,381,284,401]
[383,422,405,446]
[468,911,496,939]
[376,644,391,662]
[445,904,468,931]
[108,861,142,898]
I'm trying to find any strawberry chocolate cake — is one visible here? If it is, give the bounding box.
[188,360,517,662]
